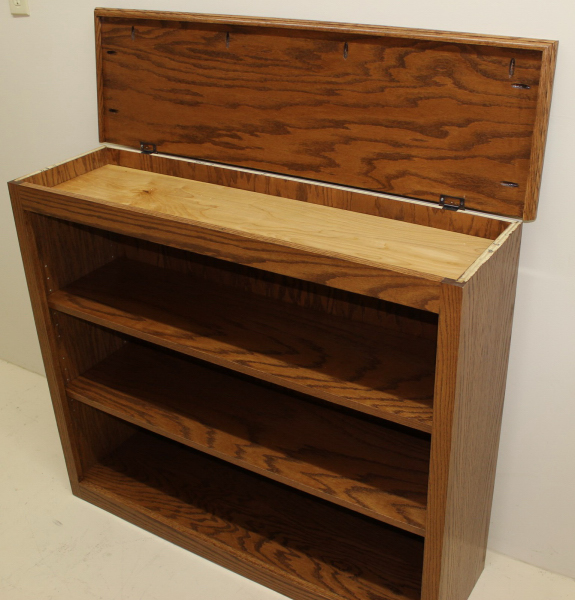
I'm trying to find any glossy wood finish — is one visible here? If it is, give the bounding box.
[422,225,522,600]
[16,147,111,187]
[68,341,431,534]
[96,10,557,219]
[7,193,132,484]
[80,429,425,600]
[94,9,552,49]
[54,165,493,279]
[49,259,436,431]
[524,41,558,220]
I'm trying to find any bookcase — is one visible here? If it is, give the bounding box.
[8,9,557,600]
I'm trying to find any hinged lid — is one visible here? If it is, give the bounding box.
[95,8,557,220]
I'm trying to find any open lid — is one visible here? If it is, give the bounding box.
[95,9,557,220]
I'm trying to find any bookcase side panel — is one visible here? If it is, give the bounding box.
[8,187,133,483]
[422,225,522,600]
[9,182,84,487]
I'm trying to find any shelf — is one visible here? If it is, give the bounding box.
[49,258,436,432]
[68,341,430,534]
[54,165,492,280]
[79,428,424,600]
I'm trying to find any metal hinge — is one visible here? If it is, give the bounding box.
[140,142,157,154]
[439,195,465,211]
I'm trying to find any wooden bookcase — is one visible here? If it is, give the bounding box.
[9,10,557,600]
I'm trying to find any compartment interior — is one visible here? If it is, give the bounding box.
[30,213,438,432]
[66,331,431,535]
[74,405,425,600]
[21,147,513,282]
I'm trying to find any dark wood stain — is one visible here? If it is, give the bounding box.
[97,15,555,219]
[81,429,425,600]
[49,258,437,431]
[69,341,431,534]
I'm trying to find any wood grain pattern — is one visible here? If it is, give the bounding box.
[95,15,105,143]
[97,11,556,218]
[8,184,83,485]
[113,150,508,239]
[95,9,554,50]
[50,259,436,431]
[69,397,137,474]
[51,311,125,383]
[11,11,546,595]
[18,147,111,187]
[25,212,441,345]
[118,235,440,343]
[19,184,443,311]
[18,145,509,240]
[81,429,425,600]
[7,192,131,484]
[26,211,117,290]
[524,41,558,220]
[55,165,493,279]
[69,342,430,534]
[422,225,522,600]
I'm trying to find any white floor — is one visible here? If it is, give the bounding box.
[1,358,574,600]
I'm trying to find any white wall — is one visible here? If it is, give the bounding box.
[1,0,574,581]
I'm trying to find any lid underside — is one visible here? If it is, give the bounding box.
[96,9,557,220]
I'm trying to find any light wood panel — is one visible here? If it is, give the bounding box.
[114,151,509,239]
[80,429,425,600]
[69,342,430,534]
[49,259,436,431]
[16,145,509,240]
[55,165,492,279]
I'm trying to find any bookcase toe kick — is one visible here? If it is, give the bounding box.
[10,145,523,600]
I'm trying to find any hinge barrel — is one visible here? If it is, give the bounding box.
[439,195,465,211]
[140,142,157,154]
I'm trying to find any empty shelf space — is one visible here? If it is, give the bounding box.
[49,259,436,432]
[54,164,493,279]
[80,429,424,600]
[68,342,430,534]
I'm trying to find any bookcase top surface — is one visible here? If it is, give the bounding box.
[95,8,557,221]
[54,164,493,280]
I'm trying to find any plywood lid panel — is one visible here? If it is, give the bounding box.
[95,9,557,220]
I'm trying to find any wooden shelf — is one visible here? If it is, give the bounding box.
[79,428,424,600]
[54,165,492,280]
[49,258,436,432]
[68,342,430,535]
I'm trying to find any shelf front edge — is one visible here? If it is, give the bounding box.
[17,183,441,312]
[67,371,428,535]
